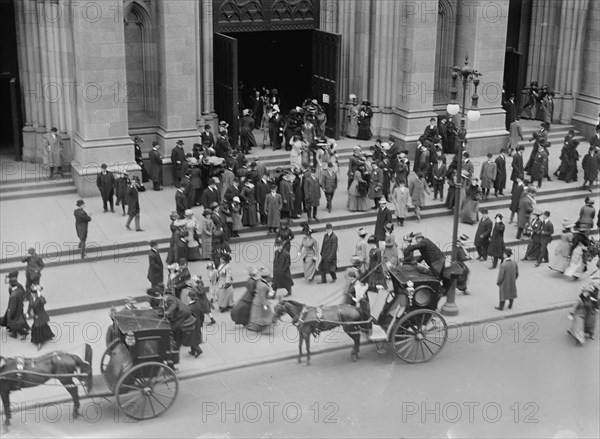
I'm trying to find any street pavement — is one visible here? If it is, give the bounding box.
[2,309,598,438]
[0,120,598,415]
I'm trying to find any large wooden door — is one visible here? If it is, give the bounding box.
[213,33,239,147]
[311,30,341,139]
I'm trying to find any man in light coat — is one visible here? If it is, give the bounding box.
[42,127,63,178]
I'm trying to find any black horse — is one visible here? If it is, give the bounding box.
[0,351,90,426]
[272,299,371,365]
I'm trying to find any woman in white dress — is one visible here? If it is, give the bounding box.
[216,253,234,312]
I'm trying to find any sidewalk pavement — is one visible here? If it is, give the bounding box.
[0,120,598,412]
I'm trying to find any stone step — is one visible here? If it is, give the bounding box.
[0,179,75,194]
[0,186,78,202]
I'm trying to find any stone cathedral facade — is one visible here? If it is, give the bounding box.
[10,0,599,195]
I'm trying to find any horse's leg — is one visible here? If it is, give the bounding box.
[298,332,303,363]
[61,379,80,420]
[348,329,360,362]
[305,331,311,366]
[1,391,11,426]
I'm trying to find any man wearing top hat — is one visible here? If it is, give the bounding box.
[74,199,91,259]
[1,271,30,339]
[147,241,164,289]
[96,163,116,213]
[171,140,186,187]
[21,247,44,292]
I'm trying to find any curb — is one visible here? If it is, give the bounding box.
[0,302,573,417]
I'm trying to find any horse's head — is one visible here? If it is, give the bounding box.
[272,299,288,323]
[272,299,305,323]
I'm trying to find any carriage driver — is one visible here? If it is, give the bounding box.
[402,232,447,278]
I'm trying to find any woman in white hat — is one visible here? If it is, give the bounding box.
[231,196,243,238]
[247,267,275,332]
[548,220,575,273]
[346,94,360,138]
[183,209,202,261]
[300,224,319,281]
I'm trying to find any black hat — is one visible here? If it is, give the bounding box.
[76,199,85,207]
[176,140,184,145]
[50,127,58,132]
[495,213,503,220]
[325,223,333,229]
[504,248,513,257]
[7,270,18,278]
[149,240,158,247]
[480,208,488,214]
[101,163,108,169]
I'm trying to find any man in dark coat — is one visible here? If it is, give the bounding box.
[403,233,446,278]
[96,163,115,212]
[318,223,338,284]
[148,142,163,191]
[474,208,493,260]
[147,240,163,288]
[502,93,517,132]
[74,199,91,259]
[215,128,231,159]
[21,247,44,292]
[495,248,518,310]
[273,239,293,296]
[171,258,191,299]
[279,174,294,220]
[509,178,525,224]
[186,288,205,357]
[125,179,142,231]
[201,124,214,150]
[303,167,321,222]
[256,175,270,225]
[200,178,221,210]
[536,211,554,267]
[320,162,338,213]
[581,146,600,191]
[517,188,536,239]
[488,214,506,268]
[0,271,30,338]
[175,187,187,219]
[493,148,507,196]
[164,288,192,348]
[510,146,525,192]
[374,198,393,243]
[275,220,294,253]
[171,140,186,187]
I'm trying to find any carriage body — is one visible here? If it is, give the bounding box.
[101,308,180,420]
[369,263,448,363]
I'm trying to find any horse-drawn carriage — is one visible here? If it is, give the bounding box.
[101,306,179,420]
[274,262,449,364]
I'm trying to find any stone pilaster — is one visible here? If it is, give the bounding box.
[389,0,438,156]
[573,0,600,137]
[70,0,138,196]
[453,0,510,157]
[198,0,217,131]
[155,0,200,154]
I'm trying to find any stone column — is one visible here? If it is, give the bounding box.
[525,0,560,89]
[573,0,600,137]
[554,0,589,124]
[452,0,510,156]
[390,0,438,156]
[70,0,137,196]
[155,0,200,153]
[200,0,217,128]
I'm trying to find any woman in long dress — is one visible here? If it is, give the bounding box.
[366,235,386,290]
[356,101,373,141]
[522,211,543,261]
[183,209,202,261]
[199,209,214,260]
[230,269,258,326]
[382,224,399,270]
[300,224,319,281]
[391,180,410,226]
[564,242,587,280]
[347,168,370,212]
[29,285,54,350]
[166,211,180,265]
[231,197,243,237]
[346,95,360,138]
[548,222,574,272]
[568,286,599,345]
[216,253,235,312]
[289,135,305,169]
[247,269,275,332]
[460,179,482,225]
[241,182,258,227]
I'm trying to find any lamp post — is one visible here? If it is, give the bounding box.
[441,54,482,317]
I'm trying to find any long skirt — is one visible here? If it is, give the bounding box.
[347,194,370,212]
[247,300,274,332]
[31,322,54,344]
[548,240,571,272]
[187,244,202,262]
[523,240,541,261]
[460,199,479,224]
[201,236,212,259]
[216,286,235,311]
[564,247,585,278]
[445,187,456,209]
[242,204,258,227]
[231,291,253,326]
[303,257,317,281]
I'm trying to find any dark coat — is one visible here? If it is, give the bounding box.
[319,232,338,273]
[0,282,30,334]
[539,219,554,244]
[147,249,163,285]
[22,253,44,280]
[187,300,205,347]
[125,185,140,216]
[175,190,187,218]
[303,174,321,207]
[74,207,91,241]
[474,217,493,246]
[517,194,535,229]
[510,152,524,182]
[273,248,294,289]
[201,131,215,149]
[171,146,186,180]
[96,171,115,195]
[582,152,599,182]
[164,293,191,332]
[256,180,270,209]
[494,154,507,190]
[279,179,294,212]
[148,149,163,182]
[497,258,518,301]
[510,183,524,213]
[215,135,231,159]
[403,238,445,277]
[487,222,506,258]
[200,186,220,209]
[30,294,50,326]
[374,207,393,241]
[503,99,517,130]
[231,279,255,326]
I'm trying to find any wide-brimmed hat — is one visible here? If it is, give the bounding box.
[381,142,391,151]
[384,222,394,231]
[358,227,368,236]
[76,199,85,207]
[209,202,220,210]
[184,209,193,217]
[378,197,387,204]
[562,218,575,229]
[185,275,200,287]
[301,223,313,234]
[169,211,179,220]
[532,208,542,216]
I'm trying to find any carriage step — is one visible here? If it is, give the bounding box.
[367,324,387,342]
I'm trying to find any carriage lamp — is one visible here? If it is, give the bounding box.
[442,53,482,317]
[125,331,136,347]
[406,281,415,307]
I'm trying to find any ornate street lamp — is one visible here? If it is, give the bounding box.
[441,54,482,316]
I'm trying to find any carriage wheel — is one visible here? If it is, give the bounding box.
[390,309,448,363]
[115,362,179,420]
[100,340,120,374]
